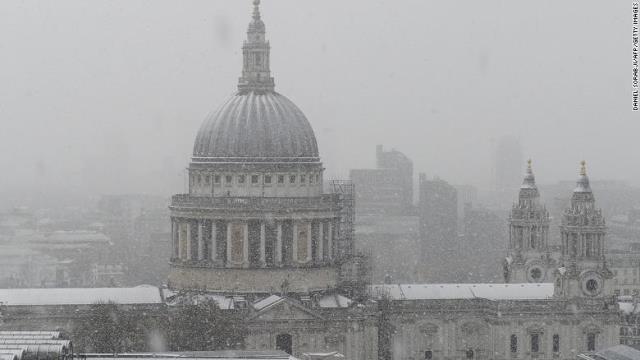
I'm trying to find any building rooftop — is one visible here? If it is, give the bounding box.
[0,286,163,306]
[80,351,298,360]
[368,283,555,301]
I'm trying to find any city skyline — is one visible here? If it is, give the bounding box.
[0,0,635,200]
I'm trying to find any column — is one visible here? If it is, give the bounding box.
[243,222,249,268]
[177,221,183,259]
[171,218,178,258]
[276,222,283,265]
[226,222,232,267]
[198,220,205,260]
[317,221,324,262]
[327,221,333,260]
[292,222,298,263]
[307,222,312,262]
[211,221,217,261]
[260,222,266,266]
[186,221,192,260]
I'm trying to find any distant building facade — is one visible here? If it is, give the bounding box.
[350,145,413,216]
[417,174,459,282]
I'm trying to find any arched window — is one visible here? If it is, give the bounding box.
[553,334,560,353]
[276,333,293,355]
[510,334,518,353]
[465,349,474,359]
[424,350,432,360]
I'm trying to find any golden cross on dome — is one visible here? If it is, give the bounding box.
[580,160,587,176]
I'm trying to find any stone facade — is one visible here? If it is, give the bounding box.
[504,161,554,284]
[167,0,354,294]
[379,297,619,360]
[555,162,613,299]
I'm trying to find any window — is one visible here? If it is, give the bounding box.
[510,334,518,353]
[530,334,540,353]
[424,351,432,360]
[205,175,210,185]
[466,349,474,359]
[530,268,542,281]
[586,279,598,293]
[197,175,202,184]
[316,174,319,183]
[214,175,221,184]
[553,334,560,353]
[587,333,596,352]
[265,175,272,184]
[225,175,233,184]
[237,175,245,184]
[290,175,296,184]
[276,334,292,355]
[300,175,306,184]
[309,174,314,184]
[615,289,621,296]
[251,175,259,184]
[278,175,285,184]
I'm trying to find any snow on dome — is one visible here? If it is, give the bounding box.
[192,91,319,161]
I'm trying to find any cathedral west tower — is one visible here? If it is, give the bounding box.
[554,161,613,298]
[504,160,553,283]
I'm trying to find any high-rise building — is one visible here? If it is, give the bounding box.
[504,160,553,283]
[349,145,413,215]
[493,136,523,191]
[417,174,458,281]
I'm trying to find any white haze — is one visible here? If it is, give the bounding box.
[0,0,635,204]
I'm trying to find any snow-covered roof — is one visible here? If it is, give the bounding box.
[162,290,234,310]
[593,345,640,360]
[0,286,163,306]
[80,350,298,360]
[302,352,345,360]
[253,295,282,311]
[317,295,351,308]
[368,283,554,301]
[618,302,640,314]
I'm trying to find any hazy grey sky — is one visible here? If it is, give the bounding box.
[0,0,636,199]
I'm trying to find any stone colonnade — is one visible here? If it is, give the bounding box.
[171,217,337,268]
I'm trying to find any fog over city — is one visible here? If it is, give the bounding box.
[1,1,639,359]
[0,0,635,205]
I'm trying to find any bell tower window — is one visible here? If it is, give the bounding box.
[587,333,596,351]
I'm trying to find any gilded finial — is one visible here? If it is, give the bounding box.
[580,160,586,176]
[527,159,532,169]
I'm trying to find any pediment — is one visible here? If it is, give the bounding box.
[249,298,324,321]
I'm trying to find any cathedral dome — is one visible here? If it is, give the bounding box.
[192,91,319,161]
[192,0,319,162]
